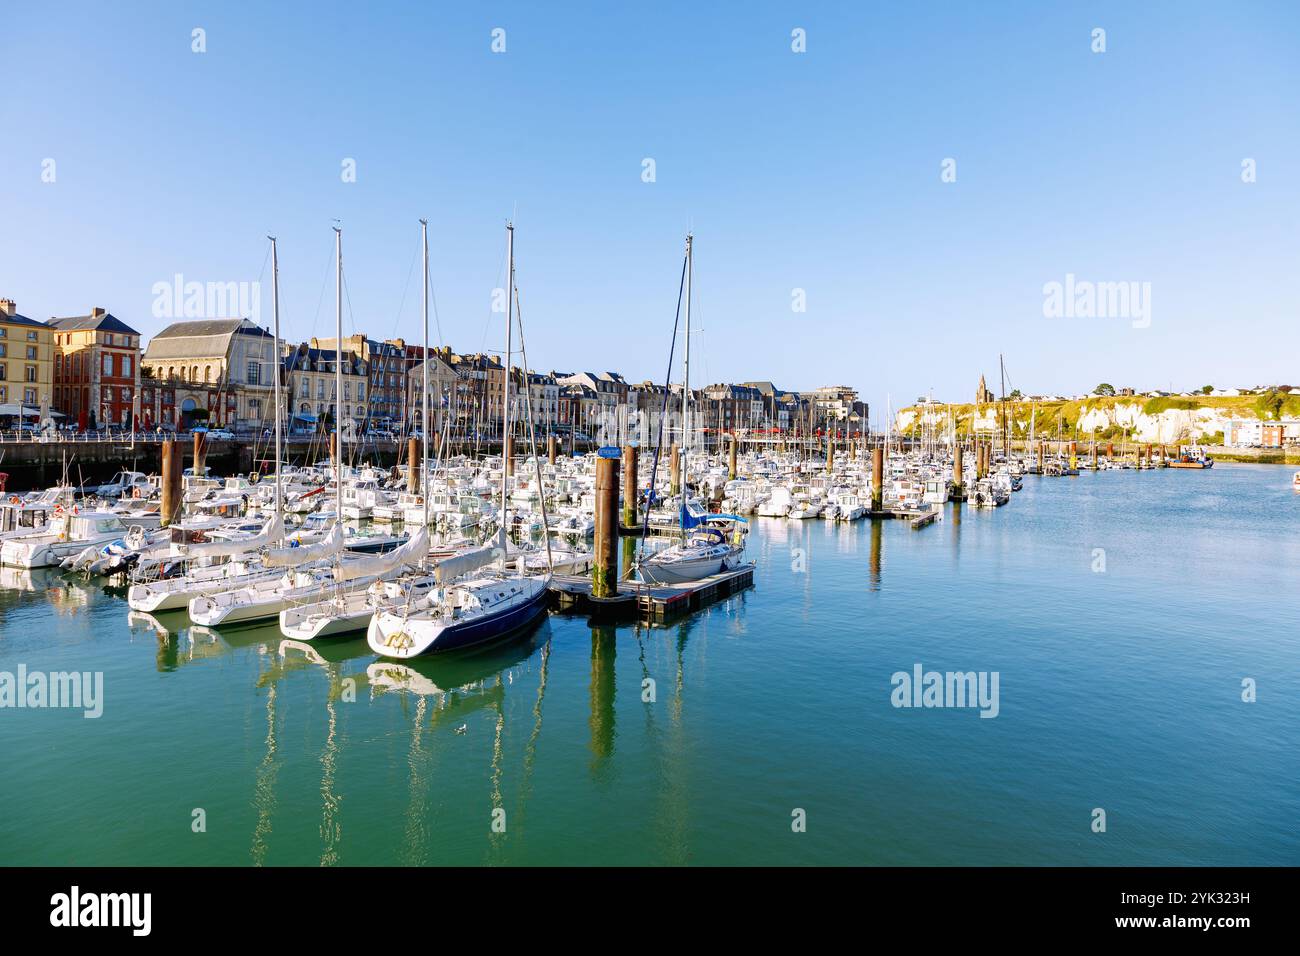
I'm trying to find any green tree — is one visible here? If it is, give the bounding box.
[1200,385,1213,394]
[1094,383,1116,397]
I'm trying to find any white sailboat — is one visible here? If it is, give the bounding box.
[637,233,746,585]
[367,221,551,658]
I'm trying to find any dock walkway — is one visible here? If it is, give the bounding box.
[550,563,755,621]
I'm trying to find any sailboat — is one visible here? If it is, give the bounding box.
[367,221,551,658]
[280,220,446,641]
[636,233,746,586]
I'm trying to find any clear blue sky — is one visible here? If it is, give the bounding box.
[2,1,1297,417]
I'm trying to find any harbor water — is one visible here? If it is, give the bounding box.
[1,464,1297,865]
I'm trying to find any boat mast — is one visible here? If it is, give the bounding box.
[681,232,692,538]
[500,222,514,557]
[269,235,284,532]
[421,218,430,533]
[333,226,343,520]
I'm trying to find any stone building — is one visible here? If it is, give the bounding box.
[50,307,141,430]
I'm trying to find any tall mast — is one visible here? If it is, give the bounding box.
[500,222,514,555]
[681,232,692,535]
[420,218,430,531]
[269,235,283,524]
[333,226,343,517]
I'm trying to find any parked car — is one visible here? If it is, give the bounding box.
[368,429,396,440]
[205,428,235,440]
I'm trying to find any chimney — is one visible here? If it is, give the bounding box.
[0,299,15,316]
[91,306,106,318]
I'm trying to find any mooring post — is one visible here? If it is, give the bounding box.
[953,444,964,498]
[329,430,338,463]
[593,453,620,599]
[871,446,884,511]
[408,436,420,492]
[622,444,638,527]
[548,433,557,466]
[504,435,514,478]
[161,439,183,527]
[670,441,680,496]
[193,430,206,478]
[728,433,737,481]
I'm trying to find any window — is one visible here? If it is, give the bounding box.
[124,356,132,377]
[344,383,351,400]
[358,383,365,400]
[317,380,325,399]
[0,328,5,337]
[0,364,6,380]
[0,344,6,358]
[103,354,112,375]
[26,331,36,341]
[0,386,5,402]
[24,388,35,403]
[247,361,259,385]
[25,346,37,361]
[105,334,114,346]
[248,398,260,413]
[299,378,308,396]
[103,387,112,402]
[26,366,36,383]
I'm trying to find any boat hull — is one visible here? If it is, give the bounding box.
[368,582,548,658]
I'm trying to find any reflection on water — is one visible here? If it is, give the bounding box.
[3,466,1300,865]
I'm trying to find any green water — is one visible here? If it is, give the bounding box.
[2,464,1298,865]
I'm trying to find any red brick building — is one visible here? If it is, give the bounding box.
[50,308,142,430]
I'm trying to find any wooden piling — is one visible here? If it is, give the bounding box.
[504,435,514,478]
[548,434,557,466]
[160,439,182,527]
[622,444,638,526]
[593,454,620,599]
[670,442,680,496]
[408,437,421,492]
[871,446,884,511]
[953,445,963,496]
[193,430,207,477]
[728,433,738,481]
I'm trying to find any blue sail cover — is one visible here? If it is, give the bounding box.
[681,504,703,529]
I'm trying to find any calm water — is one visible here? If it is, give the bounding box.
[2,464,1298,866]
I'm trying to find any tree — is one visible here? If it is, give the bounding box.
[1094,383,1116,397]
[1200,385,1213,394]
[1009,388,1023,400]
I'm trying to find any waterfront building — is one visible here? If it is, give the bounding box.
[141,319,277,430]
[50,307,141,430]
[0,299,54,417]
[405,350,459,435]
[283,343,367,431]
[311,334,406,430]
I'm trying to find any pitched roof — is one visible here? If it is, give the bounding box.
[154,319,250,338]
[49,311,139,335]
[0,308,50,329]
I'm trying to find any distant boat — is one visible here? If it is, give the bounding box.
[1169,448,1214,469]
[1292,471,1299,491]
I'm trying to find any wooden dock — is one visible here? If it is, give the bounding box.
[549,563,756,621]
[864,507,940,528]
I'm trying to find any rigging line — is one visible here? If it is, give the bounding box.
[309,237,336,342]
[391,236,420,338]
[640,250,690,559]
[513,281,552,571]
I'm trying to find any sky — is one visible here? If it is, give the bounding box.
[2,1,1298,421]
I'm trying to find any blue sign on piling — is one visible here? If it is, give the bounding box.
[597,446,621,459]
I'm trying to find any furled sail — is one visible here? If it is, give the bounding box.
[177,514,284,559]
[333,526,429,582]
[263,521,343,567]
[432,544,500,585]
